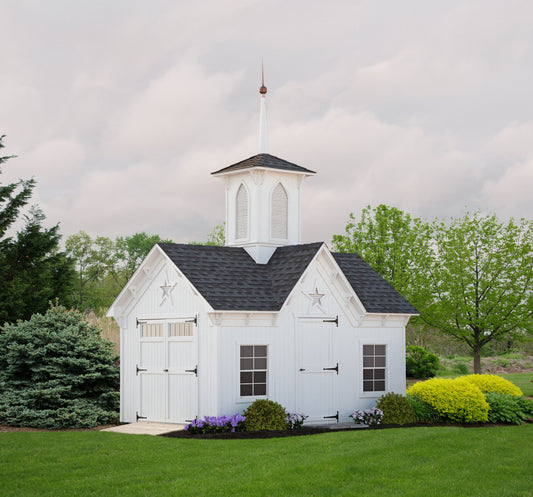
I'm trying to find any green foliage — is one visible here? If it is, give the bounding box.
[334,206,533,374]
[375,392,414,425]
[189,222,225,246]
[462,374,523,396]
[407,378,489,423]
[0,136,74,324]
[484,393,527,425]
[406,345,440,378]
[406,394,441,423]
[242,399,288,431]
[452,363,469,375]
[0,303,119,428]
[66,230,172,311]
[515,396,533,417]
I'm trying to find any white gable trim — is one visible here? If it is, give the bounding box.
[107,245,214,319]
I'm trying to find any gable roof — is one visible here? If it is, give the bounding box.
[158,242,322,311]
[158,242,417,315]
[211,153,316,176]
[332,253,418,314]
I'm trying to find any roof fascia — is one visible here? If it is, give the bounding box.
[211,166,315,178]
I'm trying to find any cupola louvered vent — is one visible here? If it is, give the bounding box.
[271,183,288,239]
[236,183,249,240]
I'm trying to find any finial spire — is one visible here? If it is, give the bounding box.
[258,60,269,154]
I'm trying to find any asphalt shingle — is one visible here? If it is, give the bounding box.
[211,153,316,176]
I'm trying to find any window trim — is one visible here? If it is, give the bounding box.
[360,342,388,397]
[270,181,289,241]
[235,182,250,241]
[237,344,269,402]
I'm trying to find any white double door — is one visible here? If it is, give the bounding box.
[297,318,338,423]
[138,321,198,423]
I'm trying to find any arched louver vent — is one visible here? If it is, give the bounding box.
[236,183,249,240]
[271,183,288,239]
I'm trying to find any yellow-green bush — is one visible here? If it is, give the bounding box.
[461,374,523,396]
[407,378,489,423]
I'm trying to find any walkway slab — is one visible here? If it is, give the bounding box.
[101,422,185,435]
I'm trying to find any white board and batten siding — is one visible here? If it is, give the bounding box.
[213,249,408,424]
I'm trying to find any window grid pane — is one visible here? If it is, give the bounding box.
[362,344,386,392]
[141,323,164,338]
[169,322,193,337]
[240,345,267,397]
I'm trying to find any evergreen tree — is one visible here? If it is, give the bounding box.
[0,135,74,324]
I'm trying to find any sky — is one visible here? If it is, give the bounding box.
[2,0,533,245]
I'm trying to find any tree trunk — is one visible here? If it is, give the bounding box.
[473,346,482,374]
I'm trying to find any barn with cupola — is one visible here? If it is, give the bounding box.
[107,73,418,425]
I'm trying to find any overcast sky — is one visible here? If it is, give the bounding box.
[2,0,533,245]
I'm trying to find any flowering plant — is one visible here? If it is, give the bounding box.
[184,413,246,434]
[349,407,383,426]
[286,412,308,430]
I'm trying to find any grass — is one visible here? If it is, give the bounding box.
[500,373,533,397]
[1,426,533,497]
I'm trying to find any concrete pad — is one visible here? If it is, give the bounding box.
[101,421,185,436]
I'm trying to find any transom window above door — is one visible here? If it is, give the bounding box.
[140,321,194,339]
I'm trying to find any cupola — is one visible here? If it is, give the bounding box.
[211,69,315,264]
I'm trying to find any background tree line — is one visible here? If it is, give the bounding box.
[2,134,532,373]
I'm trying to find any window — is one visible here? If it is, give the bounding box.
[362,344,386,392]
[271,183,288,239]
[140,323,164,338]
[236,183,248,239]
[240,345,267,396]
[169,322,193,337]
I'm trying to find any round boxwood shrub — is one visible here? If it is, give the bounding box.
[407,377,489,423]
[375,392,414,425]
[405,346,440,378]
[242,399,288,431]
[0,304,119,429]
[461,374,523,396]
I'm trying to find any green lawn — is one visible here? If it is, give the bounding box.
[1,425,532,497]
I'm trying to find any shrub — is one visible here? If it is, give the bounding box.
[286,412,308,430]
[184,414,246,434]
[406,394,441,423]
[452,363,469,375]
[407,378,489,423]
[515,397,533,418]
[0,304,119,429]
[242,399,288,431]
[375,392,414,425]
[405,346,440,378]
[349,407,383,426]
[461,374,523,396]
[484,393,527,425]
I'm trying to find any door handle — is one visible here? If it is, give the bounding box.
[299,368,306,371]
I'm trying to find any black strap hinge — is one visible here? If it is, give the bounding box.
[136,412,147,421]
[323,316,338,327]
[323,411,339,423]
[185,365,198,377]
[323,362,339,375]
[136,364,147,375]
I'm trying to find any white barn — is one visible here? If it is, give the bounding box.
[107,81,418,425]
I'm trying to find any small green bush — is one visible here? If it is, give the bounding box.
[452,363,469,375]
[376,392,414,425]
[406,394,441,423]
[485,393,527,425]
[242,399,288,431]
[515,397,533,417]
[406,346,440,378]
[407,378,489,423]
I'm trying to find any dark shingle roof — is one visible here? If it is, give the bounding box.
[157,242,417,314]
[158,242,322,311]
[332,252,419,314]
[211,153,316,176]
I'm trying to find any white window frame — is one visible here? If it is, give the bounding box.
[237,344,268,403]
[359,342,388,397]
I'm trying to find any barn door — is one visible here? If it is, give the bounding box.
[297,318,337,423]
[138,320,198,423]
